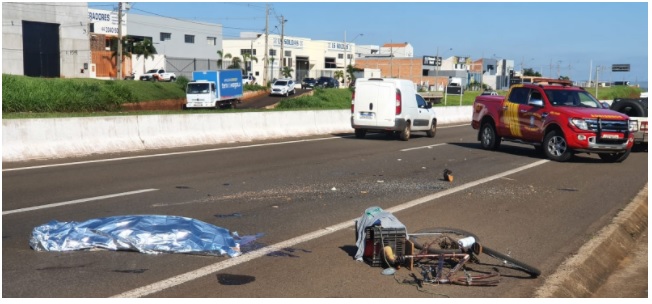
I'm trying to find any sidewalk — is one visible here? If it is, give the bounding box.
[592,230,648,298]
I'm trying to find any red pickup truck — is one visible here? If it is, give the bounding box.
[471,79,635,162]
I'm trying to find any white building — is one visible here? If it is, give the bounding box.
[379,42,413,57]
[223,33,358,84]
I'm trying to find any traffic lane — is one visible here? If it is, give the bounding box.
[3,127,646,297]
[1,127,539,297]
[149,151,647,298]
[1,125,469,211]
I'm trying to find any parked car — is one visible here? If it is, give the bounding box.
[481,90,499,96]
[243,74,256,85]
[301,78,317,89]
[270,79,296,97]
[316,76,339,88]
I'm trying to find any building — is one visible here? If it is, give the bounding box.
[379,42,413,58]
[126,13,223,79]
[223,33,359,85]
[2,2,92,78]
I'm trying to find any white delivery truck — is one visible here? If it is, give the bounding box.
[185,70,244,109]
[351,78,437,141]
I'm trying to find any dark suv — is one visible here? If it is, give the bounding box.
[301,78,317,89]
[316,76,339,88]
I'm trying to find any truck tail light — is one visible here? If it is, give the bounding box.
[351,90,355,113]
[641,121,648,132]
[396,89,402,115]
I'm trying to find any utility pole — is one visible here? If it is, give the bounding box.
[435,47,439,91]
[344,30,347,85]
[279,15,285,79]
[263,4,269,85]
[117,2,123,80]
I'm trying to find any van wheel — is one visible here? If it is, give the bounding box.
[399,123,411,141]
[426,119,437,138]
[355,129,366,139]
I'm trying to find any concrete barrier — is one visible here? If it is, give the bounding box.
[2,106,472,162]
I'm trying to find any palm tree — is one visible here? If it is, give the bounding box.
[132,38,157,74]
[109,36,133,61]
[281,66,293,79]
[217,50,232,70]
[334,70,345,84]
[242,53,258,75]
[227,56,243,72]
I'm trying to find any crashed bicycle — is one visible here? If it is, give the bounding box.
[381,227,540,287]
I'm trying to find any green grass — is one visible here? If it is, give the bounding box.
[275,88,352,110]
[2,74,643,118]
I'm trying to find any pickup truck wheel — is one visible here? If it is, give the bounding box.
[399,123,411,141]
[354,129,366,139]
[598,150,630,163]
[480,123,501,150]
[426,119,437,138]
[611,100,645,117]
[543,131,572,162]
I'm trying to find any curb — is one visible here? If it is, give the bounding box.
[534,184,648,297]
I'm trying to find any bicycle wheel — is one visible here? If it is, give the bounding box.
[409,227,479,254]
[473,243,541,278]
[411,227,540,278]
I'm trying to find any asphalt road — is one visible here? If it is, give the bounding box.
[2,124,648,298]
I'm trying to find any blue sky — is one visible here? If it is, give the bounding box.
[88,1,649,84]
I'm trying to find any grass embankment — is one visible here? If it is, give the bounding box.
[2,74,643,118]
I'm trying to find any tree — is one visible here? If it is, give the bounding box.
[281,66,293,78]
[217,50,232,70]
[242,53,258,75]
[523,68,542,77]
[346,64,362,86]
[559,75,570,80]
[132,38,157,74]
[227,56,243,71]
[109,36,133,61]
[334,70,344,83]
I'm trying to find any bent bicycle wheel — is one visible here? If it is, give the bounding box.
[409,227,479,254]
[473,243,541,278]
[410,227,540,277]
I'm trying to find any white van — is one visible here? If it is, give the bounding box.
[351,78,437,140]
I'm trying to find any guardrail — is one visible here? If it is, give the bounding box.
[2,107,473,162]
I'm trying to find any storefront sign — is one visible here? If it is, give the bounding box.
[88,8,127,36]
[273,37,304,49]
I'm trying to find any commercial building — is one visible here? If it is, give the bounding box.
[223,33,358,85]
[2,2,92,78]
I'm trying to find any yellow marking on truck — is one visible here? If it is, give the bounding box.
[505,102,522,137]
[590,114,622,119]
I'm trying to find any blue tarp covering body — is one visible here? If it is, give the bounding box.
[30,215,259,257]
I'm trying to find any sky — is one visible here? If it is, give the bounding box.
[87,1,649,85]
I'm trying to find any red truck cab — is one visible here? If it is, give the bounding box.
[472,79,635,162]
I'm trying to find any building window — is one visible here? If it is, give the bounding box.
[207,37,216,45]
[284,58,292,68]
[347,54,353,59]
[284,50,291,57]
[338,53,344,59]
[269,49,276,56]
[185,35,195,44]
[160,32,171,41]
[325,57,336,69]
[241,49,256,56]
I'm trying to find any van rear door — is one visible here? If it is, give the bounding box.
[353,80,396,127]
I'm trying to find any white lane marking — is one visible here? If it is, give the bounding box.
[401,143,448,151]
[2,189,159,215]
[113,159,549,298]
[2,137,342,172]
